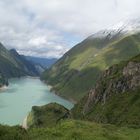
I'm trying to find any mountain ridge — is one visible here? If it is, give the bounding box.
[41,29,140,101]
[0,42,41,86]
[25,56,57,69]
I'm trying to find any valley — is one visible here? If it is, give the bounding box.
[0,22,140,140]
[1,1,140,139]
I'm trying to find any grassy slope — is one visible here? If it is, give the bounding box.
[0,42,40,80]
[72,89,140,125]
[0,120,140,140]
[72,54,140,126]
[42,33,140,101]
[27,103,70,128]
[77,88,140,126]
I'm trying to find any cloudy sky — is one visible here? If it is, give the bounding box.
[0,0,139,58]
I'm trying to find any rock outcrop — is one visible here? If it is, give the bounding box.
[84,60,140,114]
[72,54,140,126]
[27,103,70,128]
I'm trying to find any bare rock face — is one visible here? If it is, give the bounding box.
[83,60,140,114]
[123,62,140,76]
[123,62,140,88]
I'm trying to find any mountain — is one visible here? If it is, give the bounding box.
[10,49,41,76]
[0,42,40,86]
[25,56,57,69]
[72,54,140,126]
[10,49,45,75]
[41,29,140,102]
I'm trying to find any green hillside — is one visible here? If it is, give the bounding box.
[27,103,70,128]
[0,42,40,86]
[72,54,140,126]
[0,120,140,140]
[42,32,140,101]
[0,43,40,78]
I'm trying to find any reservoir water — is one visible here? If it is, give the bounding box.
[0,77,73,126]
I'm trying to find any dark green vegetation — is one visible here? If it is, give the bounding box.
[72,54,140,126]
[0,120,140,140]
[27,103,70,128]
[0,42,42,86]
[42,32,140,101]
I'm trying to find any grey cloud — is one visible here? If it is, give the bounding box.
[0,0,139,58]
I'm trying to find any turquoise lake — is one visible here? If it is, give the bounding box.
[0,77,73,126]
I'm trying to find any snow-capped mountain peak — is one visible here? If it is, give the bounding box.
[88,18,140,40]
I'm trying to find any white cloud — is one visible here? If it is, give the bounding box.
[0,0,139,58]
[28,36,47,46]
[17,44,68,58]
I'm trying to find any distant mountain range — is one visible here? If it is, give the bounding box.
[25,56,57,69]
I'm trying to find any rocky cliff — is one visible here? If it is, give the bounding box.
[72,54,140,126]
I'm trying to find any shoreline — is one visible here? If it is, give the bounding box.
[54,91,77,104]
[47,85,53,90]
[45,82,77,104]
[25,76,40,79]
[10,76,40,80]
